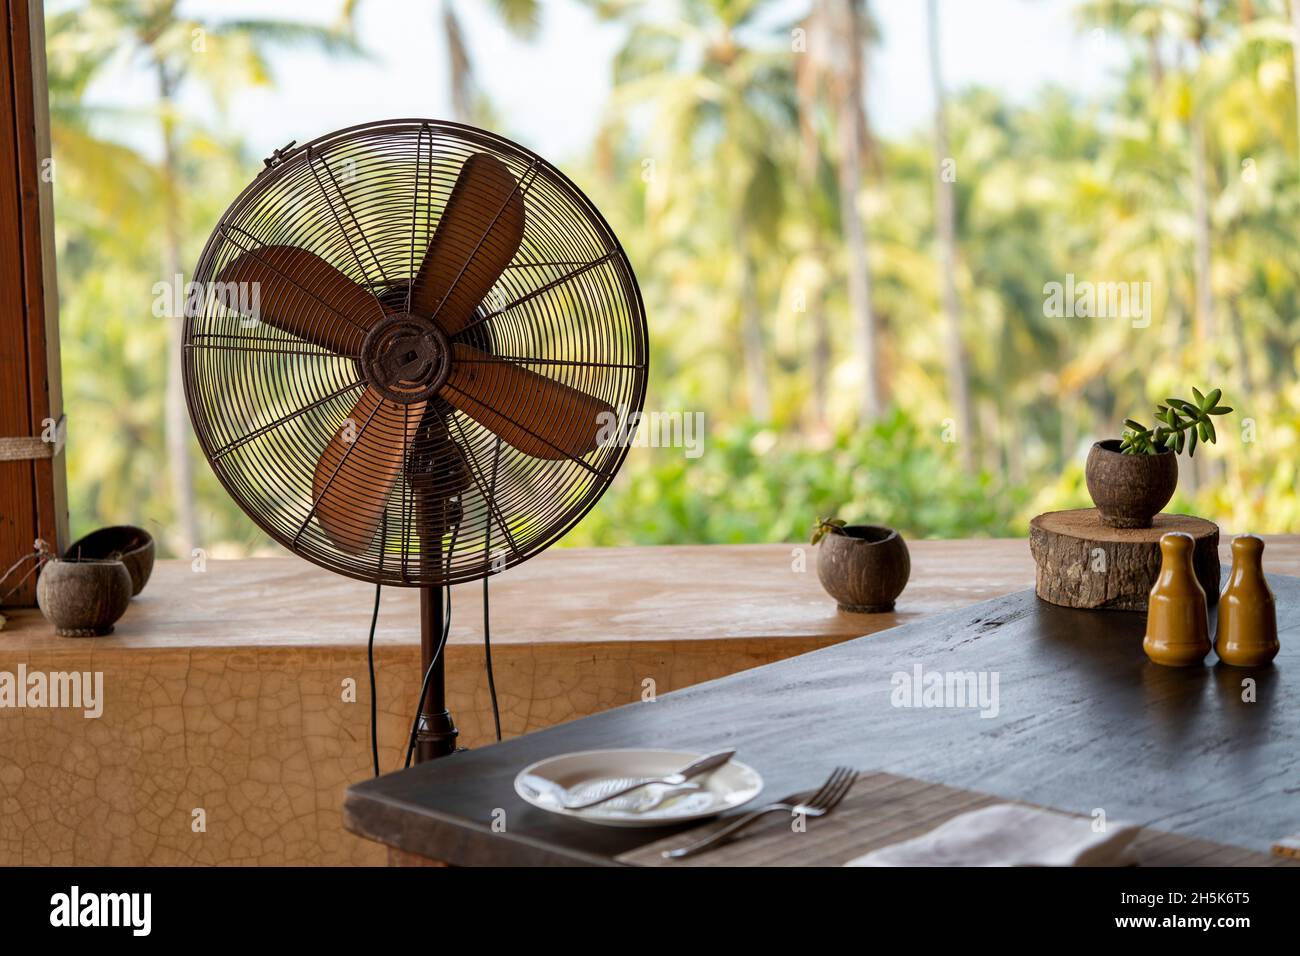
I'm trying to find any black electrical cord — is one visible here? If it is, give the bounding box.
[367,514,388,777]
[484,574,501,741]
[483,440,503,742]
[367,581,382,777]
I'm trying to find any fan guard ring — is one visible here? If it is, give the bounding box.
[183,119,648,588]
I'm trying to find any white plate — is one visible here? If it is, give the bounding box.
[514,749,763,828]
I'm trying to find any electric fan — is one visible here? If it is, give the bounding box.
[183,119,647,761]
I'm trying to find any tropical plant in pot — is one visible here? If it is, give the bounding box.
[811,517,910,613]
[1086,387,1232,529]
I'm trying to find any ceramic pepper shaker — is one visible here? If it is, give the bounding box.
[1215,534,1279,667]
[1143,532,1211,667]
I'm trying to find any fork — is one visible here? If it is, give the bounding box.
[661,766,857,860]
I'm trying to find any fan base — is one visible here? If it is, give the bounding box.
[415,712,460,761]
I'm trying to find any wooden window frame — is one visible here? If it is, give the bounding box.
[1,0,67,606]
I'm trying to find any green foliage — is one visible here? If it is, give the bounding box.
[565,409,1032,546]
[43,0,1300,557]
[810,517,846,546]
[1120,387,1234,457]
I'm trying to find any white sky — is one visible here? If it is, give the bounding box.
[71,0,1127,164]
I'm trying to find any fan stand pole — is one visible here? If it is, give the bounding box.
[416,582,459,761]
[408,419,461,764]
[410,413,461,763]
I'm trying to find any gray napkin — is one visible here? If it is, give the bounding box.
[844,804,1139,867]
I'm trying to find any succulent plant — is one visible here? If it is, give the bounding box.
[1120,387,1232,457]
[810,516,847,545]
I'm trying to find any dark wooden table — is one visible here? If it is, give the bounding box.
[343,575,1300,866]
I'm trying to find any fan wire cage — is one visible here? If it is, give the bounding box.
[184,119,648,587]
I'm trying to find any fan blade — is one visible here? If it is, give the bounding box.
[410,153,524,335]
[441,344,614,460]
[312,387,425,554]
[215,245,382,355]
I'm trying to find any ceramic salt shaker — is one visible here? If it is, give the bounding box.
[1215,534,1279,667]
[1143,532,1210,667]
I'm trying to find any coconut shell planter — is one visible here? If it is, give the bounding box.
[31,525,153,638]
[815,523,910,613]
[64,525,155,596]
[1084,440,1177,529]
[36,558,133,637]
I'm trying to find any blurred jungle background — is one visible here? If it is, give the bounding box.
[46,0,1300,557]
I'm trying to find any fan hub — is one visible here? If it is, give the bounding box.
[360,313,450,404]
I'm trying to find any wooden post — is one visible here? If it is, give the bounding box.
[0,0,67,606]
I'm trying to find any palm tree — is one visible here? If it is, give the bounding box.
[1291,0,1300,157]
[1078,0,1221,344]
[792,0,884,425]
[832,0,882,422]
[1188,2,1218,343]
[343,0,540,124]
[443,0,540,122]
[792,5,831,431]
[599,0,798,421]
[48,1,359,555]
[925,0,974,465]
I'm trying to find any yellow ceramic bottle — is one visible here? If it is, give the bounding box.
[1215,534,1279,667]
[1143,532,1210,667]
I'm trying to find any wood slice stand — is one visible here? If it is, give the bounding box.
[1029,508,1219,611]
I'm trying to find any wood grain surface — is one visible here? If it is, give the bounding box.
[615,771,1300,867]
[1030,509,1219,611]
[344,571,1300,866]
